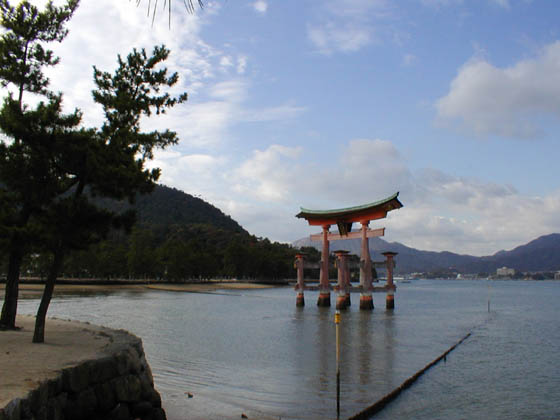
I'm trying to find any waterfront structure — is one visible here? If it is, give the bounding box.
[294,253,306,307]
[382,252,397,309]
[334,250,351,309]
[497,266,515,276]
[295,193,403,309]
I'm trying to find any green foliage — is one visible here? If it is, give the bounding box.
[0,0,79,102]
[43,187,302,282]
[0,0,80,328]
[0,1,189,333]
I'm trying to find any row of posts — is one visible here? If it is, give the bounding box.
[294,250,397,310]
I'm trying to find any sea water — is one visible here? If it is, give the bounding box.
[15,279,560,419]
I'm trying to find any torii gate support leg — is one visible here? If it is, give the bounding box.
[359,221,374,310]
[317,225,331,307]
[344,257,351,307]
[383,252,397,309]
[295,254,305,307]
[335,251,350,310]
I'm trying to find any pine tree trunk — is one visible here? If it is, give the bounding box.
[0,238,24,329]
[33,248,64,343]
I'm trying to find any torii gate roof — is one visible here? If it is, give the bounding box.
[296,192,403,227]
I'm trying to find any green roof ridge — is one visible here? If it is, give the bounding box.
[298,192,400,216]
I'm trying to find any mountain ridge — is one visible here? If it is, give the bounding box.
[293,233,560,274]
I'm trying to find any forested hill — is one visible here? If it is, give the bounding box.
[56,184,301,281]
[102,184,247,234]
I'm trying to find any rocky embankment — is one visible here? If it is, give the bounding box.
[0,317,166,420]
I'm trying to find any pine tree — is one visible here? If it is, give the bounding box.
[0,0,80,329]
[32,45,187,342]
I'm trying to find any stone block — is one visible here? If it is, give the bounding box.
[47,394,66,420]
[76,388,97,414]
[45,378,63,399]
[114,352,130,376]
[138,373,153,399]
[112,375,141,403]
[89,357,118,384]
[4,399,22,420]
[62,363,91,393]
[147,390,162,409]
[141,361,154,385]
[130,401,152,418]
[27,382,49,418]
[64,397,80,420]
[151,407,167,420]
[108,403,130,420]
[126,348,142,375]
[93,382,116,413]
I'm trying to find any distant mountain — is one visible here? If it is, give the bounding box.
[488,233,560,272]
[293,233,560,274]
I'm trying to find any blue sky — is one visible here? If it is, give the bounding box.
[22,0,560,255]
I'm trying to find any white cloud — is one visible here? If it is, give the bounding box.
[436,41,560,139]
[308,22,372,55]
[220,56,233,68]
[225,139,560,255]
[403,53,417,66]
[252,1,268,14]
[420,0,463,8]
[489,0,510,8]
[180,154,225,174]
[307,0,392,54]
[420,0,510,8]
[237,56,248,74]
[209,80,248,102]
[241,104,307,122]
[233,145,303,201]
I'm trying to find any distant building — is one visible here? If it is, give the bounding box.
[555,272,560,280]
[497,266,515,276]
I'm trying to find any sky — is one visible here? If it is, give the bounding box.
[14,0,560,256]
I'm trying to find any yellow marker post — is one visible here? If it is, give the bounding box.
[335,310,341,419]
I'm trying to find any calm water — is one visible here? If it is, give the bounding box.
[14,279,560,419]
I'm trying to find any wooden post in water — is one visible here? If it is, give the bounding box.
[487,279,491,312]
[317,224,331,307]
[383,252,398,309]
[335,250,350,310]
[359,221,374,310]
[294,253,306,307]
[335,310,341,419]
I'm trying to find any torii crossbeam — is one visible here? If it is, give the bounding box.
[296,192,403,309]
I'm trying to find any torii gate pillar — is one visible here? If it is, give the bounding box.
[359,221,374,310]
[334,250,351,310]
[317,225,331,307]
[294,253,305,307]
[383,252,398,309]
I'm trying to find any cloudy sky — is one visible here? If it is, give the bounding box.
[22,0,560,255]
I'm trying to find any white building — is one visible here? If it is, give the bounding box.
[496,266,515,276]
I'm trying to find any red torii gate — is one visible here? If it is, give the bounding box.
[295,192,403,310]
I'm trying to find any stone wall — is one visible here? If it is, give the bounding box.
[0,329,166,420]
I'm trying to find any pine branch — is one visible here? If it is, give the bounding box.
[133,0,204,27]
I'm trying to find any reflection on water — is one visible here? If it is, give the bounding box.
[13,280,560,420]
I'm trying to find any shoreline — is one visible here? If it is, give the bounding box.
[0,281,284,298]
